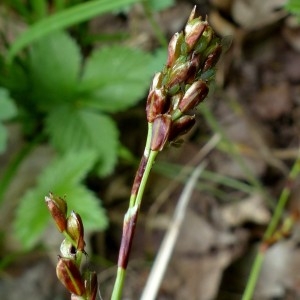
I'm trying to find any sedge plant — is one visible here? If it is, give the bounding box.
[46,6,223,300]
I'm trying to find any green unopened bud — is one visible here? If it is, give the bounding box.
[179,80,208,113]
[56,257,86,296]
[169,115,196,141]
[67,211,85,252]
[150,114,172,151]
[45,193,67,232]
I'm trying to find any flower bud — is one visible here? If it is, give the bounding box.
[185,19,207,50]
[179,80,208,113]
[45,193,67,232]
[194,26,214,54]
[56,257,86,296]
[170,92,184,112]
[185,53,201,83]
[169,115,196,141]
[84,271,98,300]
[67,211,85,251]
[146,88,168,123]
[202,42,222,72]
[167,32,185,67]
[60,238,77,260]
[167,59,193,88]
[150,72,163,91]
[150,114,172,151]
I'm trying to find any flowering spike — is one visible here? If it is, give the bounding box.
[45,193,67,232]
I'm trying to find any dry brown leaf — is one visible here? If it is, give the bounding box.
[251,81,292,121]
[220,194,270,226]
[231,0,287,30]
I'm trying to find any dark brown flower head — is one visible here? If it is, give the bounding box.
[45,193,67,232]
[146,6,222,151]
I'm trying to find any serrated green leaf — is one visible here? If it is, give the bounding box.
[29,31,81,110]
[79,46,153,112]
[13,150,107,249]
[40,149,98,187]
[7,0,142,61]
[0,88,17,120]
[46,105,119,176]
[62,185,107,230]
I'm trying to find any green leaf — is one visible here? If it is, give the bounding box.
[286,0,300,13]
[13,150,108,249]
[0,88,17,120]
[46,105,119,176]
[0,126,7,154]
[147,47,168,74]
[147,0,174,11]
[63,185,107,231]
[7,0,142,61]
[29,31,81,110]
[0,88,17,153]
[79,46,153,112]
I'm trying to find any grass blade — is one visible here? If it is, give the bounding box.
[7,0,141,61]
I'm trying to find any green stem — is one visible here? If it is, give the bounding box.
[111,123,158,300]
[242,156,300,300]
[242,251,264,300]
[111,267,126,300]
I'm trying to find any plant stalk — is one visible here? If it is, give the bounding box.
[242,155,300,300]
[111,123,158,300]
